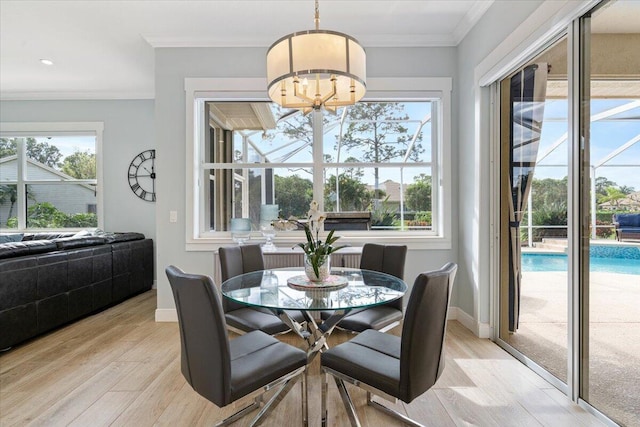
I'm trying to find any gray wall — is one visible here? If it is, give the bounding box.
[456,0,545,325]
[154,46,459,312]
[0,0,553,330]
[0,100,156,242]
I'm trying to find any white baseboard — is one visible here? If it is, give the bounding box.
[154,305,491,338]
[155,308,177,322]
[449,307,492,339]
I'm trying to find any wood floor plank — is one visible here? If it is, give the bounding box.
[542,387,609,427]
[109,354,185,427]
[68,391,139,427]
[403,391,457,427]
[154,382,208,426]
[1,360,126,425]
[28,361,139,427]
[0,290,607,427]
[435,387,509,426]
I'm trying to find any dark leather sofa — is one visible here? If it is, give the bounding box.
[0,232,153,350]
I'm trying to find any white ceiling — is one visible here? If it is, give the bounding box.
[0,0,493,100]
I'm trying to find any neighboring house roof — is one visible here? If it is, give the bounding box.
[367,179,403,203]
[0,155,95,192]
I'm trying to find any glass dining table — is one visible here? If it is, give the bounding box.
[221,267,407,360]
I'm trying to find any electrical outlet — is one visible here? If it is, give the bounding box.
[169,211,178,223]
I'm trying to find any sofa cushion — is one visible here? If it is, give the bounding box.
[37,252,68,299]
[103,232,145,243]
[614,213,640,227]
[0,233,24,244]
[22,232,76,241]
[55,236,107,250]
[0,240,60,260]
[26,240,58,254]
[0,304,37,350]
[0,257,38,310]
[0,242,31,259]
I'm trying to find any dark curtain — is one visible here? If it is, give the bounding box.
[508,63,548,333]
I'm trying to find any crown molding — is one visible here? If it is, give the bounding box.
[453,0,495,45]
[0,91,155,101]
[143,33,460,48]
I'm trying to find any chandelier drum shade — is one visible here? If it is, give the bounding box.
[266,1,366,113]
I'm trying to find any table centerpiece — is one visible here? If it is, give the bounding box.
[275,201,347,282]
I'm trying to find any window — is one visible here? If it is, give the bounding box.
[0,122,103,230]
[185,78,451,249]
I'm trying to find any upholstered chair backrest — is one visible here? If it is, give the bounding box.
[360,243,408,310]
[165,265,231,407]
[399,262,457,403]
[219,245,265,312]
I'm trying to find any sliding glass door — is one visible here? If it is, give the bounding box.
[580,3,640,425]
[499,37,570,386]
[497,1,640,425]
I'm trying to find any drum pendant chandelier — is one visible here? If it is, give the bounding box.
[266,0,366,114]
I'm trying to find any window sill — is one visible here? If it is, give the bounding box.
[185,233,451,251]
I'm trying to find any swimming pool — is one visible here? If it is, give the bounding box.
[522,246,640,275]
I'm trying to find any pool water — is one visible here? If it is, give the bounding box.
[522,251,640,275]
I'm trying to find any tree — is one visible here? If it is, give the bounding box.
[600,186,627,208]
[0,184,18,226]
[619,185,635,195]
[324,174,372,212]
[530,177,568,209]
[7,202,97,228]
[277,109,340,158]
[595,176,617,200]
[340,103,424,193]
[0,184,37,227]
[61,150,96,179]
[405,174,432,212]
[0,137,62,168]
[274,175,313,218]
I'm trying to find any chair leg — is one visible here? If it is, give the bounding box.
[302,368,308,426]
[321,371,328,427]
[367,393,425,427]
[333,376,362,427]
[249,375,301,426]
[214,396,261,427]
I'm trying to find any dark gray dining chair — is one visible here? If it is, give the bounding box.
[320,263,457,427]
[219,244,304,335]
[322,244,407,333]
[166,265,308,426]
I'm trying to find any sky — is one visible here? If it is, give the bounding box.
[534,98,640,191]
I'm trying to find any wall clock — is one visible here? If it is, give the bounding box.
[128,149,156,202]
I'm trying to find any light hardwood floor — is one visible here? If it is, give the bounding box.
[0,290,605,427]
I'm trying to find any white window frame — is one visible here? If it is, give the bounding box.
[184,77,452,251]
[0,122,104,231]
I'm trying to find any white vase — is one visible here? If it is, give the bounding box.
[304,254,331,282]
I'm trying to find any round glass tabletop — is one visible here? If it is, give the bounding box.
[221,267,407,311]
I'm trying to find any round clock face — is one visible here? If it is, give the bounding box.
[128,149,156,202]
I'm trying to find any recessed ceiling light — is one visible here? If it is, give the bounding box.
[40,59,54,66]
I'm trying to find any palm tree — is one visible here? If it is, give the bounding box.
[601,187,627,209]
[0,184,36,226]
[0,184,18,226]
